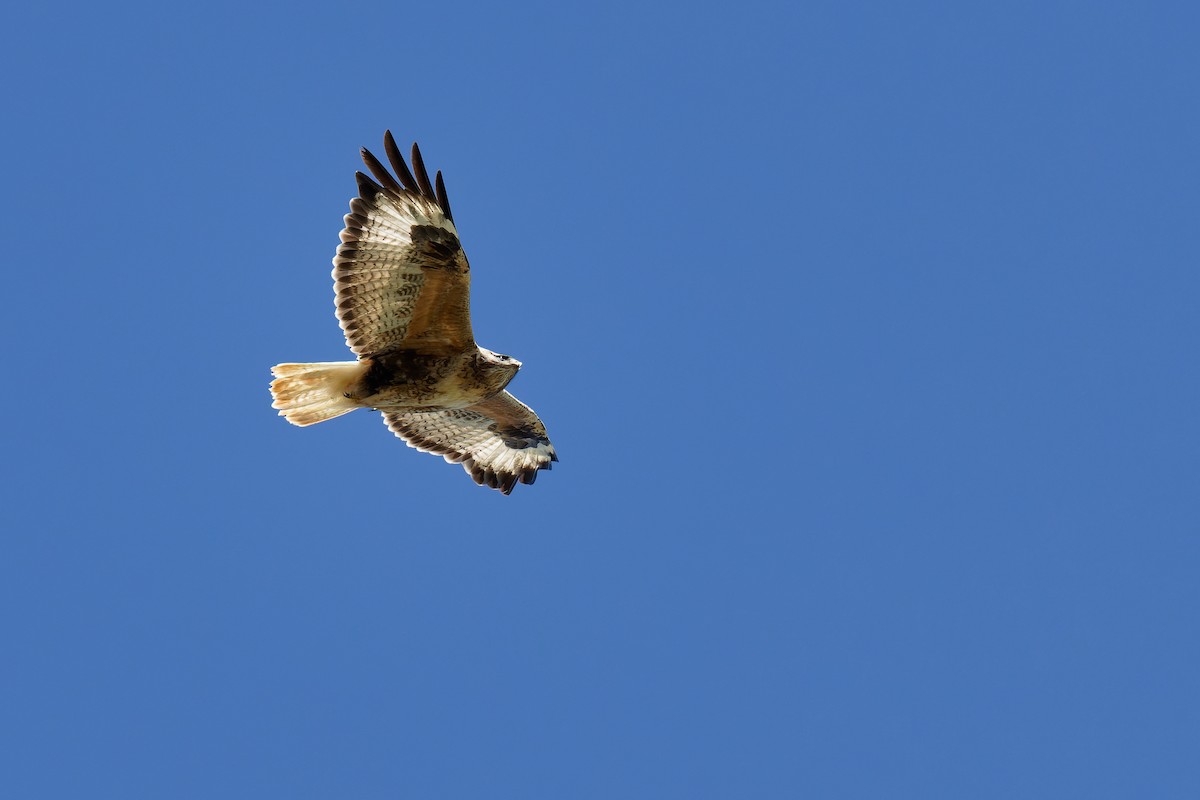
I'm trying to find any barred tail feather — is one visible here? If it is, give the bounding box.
[270,361,365,426]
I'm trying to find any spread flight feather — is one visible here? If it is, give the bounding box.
[270,132,556,494]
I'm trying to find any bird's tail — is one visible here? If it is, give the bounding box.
[269,361,365,426]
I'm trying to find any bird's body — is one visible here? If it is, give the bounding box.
[353,347,518,411]
[269,132,556,494]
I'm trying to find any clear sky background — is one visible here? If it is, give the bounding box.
[2,1,1198,797]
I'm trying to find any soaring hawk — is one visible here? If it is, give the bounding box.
[270,132,556,494]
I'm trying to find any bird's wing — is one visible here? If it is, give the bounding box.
[382,391,557,494]
[333,131,473,357]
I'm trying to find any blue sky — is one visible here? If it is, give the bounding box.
[3,1,1198,797]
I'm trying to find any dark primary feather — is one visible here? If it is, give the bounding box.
[410,143,436,203]
[360,147,405,195]
[364,130,453,222]
[354,171,384,199]
[383,130,420,193]
[435,171,453,222]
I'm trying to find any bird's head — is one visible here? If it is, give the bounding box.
[478,347,522,387]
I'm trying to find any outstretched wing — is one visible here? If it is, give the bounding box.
[382,391,557,494]
[333,131,473,357]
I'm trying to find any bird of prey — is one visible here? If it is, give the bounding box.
[270,132,556,494]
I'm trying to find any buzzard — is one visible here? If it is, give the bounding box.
[270,132,556,494]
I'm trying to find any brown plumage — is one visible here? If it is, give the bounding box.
[270,132,556,494]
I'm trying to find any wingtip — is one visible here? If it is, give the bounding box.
[354,170,383,197]
[410,141,435,199]
[383,131,419,193]
[434,170,453,222]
